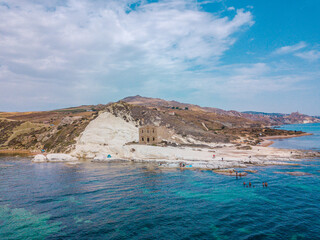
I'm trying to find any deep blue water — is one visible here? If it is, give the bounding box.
[0,123,320,240]
[272,123,320,151]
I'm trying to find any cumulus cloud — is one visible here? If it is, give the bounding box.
[273,42,307,55]
[0,0,255,110]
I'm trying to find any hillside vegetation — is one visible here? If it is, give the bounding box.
[123,95,320,125]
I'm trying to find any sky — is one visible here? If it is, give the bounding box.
[0,0,319,115]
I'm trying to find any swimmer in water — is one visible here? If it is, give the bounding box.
[249,182,252,187]
[265,182,268,187]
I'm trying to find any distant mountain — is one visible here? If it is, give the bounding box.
[242,111,320,125]
[122,95,320,125]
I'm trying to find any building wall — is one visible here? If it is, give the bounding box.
[139,125,167,144]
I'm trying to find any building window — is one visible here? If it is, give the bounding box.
[142,137,144,141]
[147,138,150,142]
[153,137,155,141]
[152,129,154,133]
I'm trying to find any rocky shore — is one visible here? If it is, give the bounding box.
[29,111,320,171]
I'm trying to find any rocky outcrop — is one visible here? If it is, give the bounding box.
[33,154,78,162]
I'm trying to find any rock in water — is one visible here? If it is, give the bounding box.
[33,154,47,162]
[46,154,78,162]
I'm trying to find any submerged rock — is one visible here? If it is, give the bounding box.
[274,171,311,176]
[213,169,248,176]
[246,170,258,173]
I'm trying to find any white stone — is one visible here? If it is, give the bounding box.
[46,154,78,162]
[33,154,47,162]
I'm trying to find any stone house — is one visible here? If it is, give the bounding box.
[139,125,168,144]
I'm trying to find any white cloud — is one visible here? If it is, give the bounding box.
[0,0,254,110]
[273,41,320,62]
[273,42,307,55]
[295,50,320,61]
[227,6,235,11]
[185,62,311,97]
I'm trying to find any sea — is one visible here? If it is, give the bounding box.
[272,123,320,151]
[0,123,319,240]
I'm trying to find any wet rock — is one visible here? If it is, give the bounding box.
[213,169,248,176]
[33,154,47,162]
[46,154,78,162]
[246,170,258,173]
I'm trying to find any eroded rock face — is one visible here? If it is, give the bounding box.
[59,116,83,126]
[71,111,138,159]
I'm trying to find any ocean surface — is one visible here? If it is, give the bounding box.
[0,124,320,240]
[272,123,320,151]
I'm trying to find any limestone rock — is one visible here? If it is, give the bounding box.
[33,154,47,162]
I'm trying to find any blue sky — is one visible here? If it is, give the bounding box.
[0,0,319,115]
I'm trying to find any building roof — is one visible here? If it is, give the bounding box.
[139,125,159,128]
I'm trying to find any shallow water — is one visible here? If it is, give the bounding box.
[1,156,320,239]
[272,123,320,151]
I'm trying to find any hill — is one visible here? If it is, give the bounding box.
[0,96,312,154]
[122,95,320,125]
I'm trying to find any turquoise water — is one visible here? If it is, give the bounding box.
[0,123,320,239]
[0,157,320,239]
[272,123,320,151]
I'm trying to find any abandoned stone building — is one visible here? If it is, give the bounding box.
[139,125,168,144]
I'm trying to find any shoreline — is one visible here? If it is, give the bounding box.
[2,131,319,171]
[260,133,313,147]
[0,149,35,156]
[30,143,320,171]
[261,132,312,140]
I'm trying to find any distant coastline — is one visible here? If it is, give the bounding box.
[260,132,313,147]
